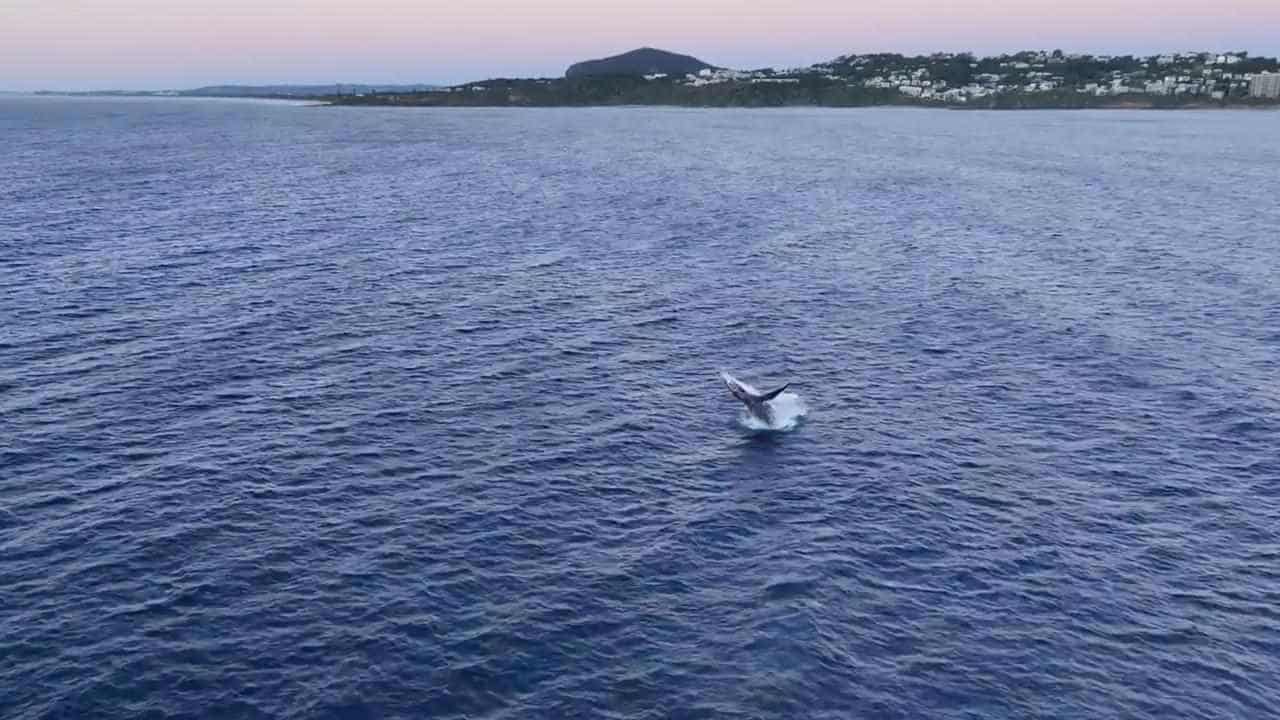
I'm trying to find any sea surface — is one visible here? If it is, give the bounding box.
[3,97,1279,719]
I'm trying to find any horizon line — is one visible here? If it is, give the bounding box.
[6,45,1279,94]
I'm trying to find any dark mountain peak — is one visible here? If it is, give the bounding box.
[565,47,715,78]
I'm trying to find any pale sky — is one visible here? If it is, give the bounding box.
[2,0,1278,90]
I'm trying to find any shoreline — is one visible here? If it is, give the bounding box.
[11,92,1276,112]
[316,99,1280,111]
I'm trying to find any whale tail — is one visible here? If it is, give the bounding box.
[720,371,807,431]
[758,384,789,402]
[720,371,791,406]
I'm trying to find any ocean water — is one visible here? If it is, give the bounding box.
[3,97,1280,719]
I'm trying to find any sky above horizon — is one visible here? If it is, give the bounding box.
[3,1,1279,90]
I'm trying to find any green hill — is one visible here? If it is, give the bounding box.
[565,47,714,78]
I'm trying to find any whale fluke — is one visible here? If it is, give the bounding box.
[720,371,791,426]
[757,384,789,402]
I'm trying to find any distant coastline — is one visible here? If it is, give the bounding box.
[320,90,1280,111]
[321,48,1280,110]
[14,48,1280,110]
[14,83,440,101]
[11,92,1276,110]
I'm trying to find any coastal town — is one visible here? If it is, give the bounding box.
[34,47,1280,109]
[401,48,1280,109]
[677,50,1280,104]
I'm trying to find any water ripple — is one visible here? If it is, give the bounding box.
[2,99,1280,720]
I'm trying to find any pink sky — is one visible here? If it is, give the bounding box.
[2,0,1278,90]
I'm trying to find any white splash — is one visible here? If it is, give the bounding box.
[721,371,808,432]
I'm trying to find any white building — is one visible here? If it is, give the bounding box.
[684,68,753,86]
[1249,73,1280,98]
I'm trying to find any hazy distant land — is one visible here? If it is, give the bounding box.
[324,47,1280,109]
[14,47,1280,109]
[22,83,440,99]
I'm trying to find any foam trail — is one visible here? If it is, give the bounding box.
[721,371,808,432]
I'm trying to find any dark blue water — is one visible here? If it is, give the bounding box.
[4,97,1280,719]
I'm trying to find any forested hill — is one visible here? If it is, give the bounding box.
[565,48,714,78]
